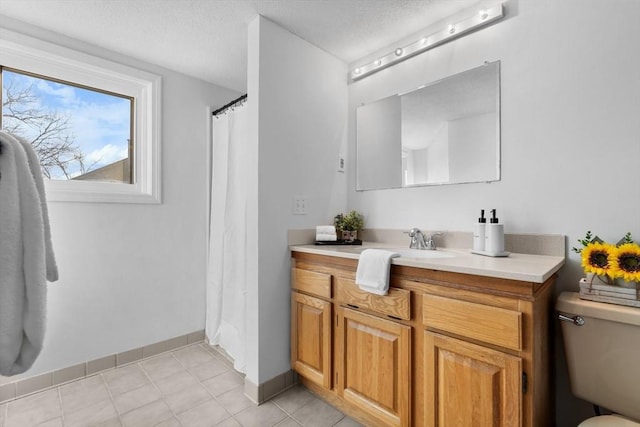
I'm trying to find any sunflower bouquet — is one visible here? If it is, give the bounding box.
[572,231,640,284]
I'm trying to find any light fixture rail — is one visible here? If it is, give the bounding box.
[351,3,504,81]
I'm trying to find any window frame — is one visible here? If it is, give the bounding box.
[0,29,161,204]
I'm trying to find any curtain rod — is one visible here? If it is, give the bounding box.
[212,94,247,117]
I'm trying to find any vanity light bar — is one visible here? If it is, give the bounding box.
[351,3,504,81]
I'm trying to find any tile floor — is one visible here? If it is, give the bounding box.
[0,343,362,427]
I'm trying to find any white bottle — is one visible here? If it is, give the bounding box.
[473,210,486,251]
[485,209,504,255]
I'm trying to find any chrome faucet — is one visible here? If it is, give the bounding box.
[407,228,441,250]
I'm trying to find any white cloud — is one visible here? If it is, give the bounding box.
[30,75,131,151]
[36,79,79,107]
[85,144,128,168]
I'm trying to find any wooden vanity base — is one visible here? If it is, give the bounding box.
[290,251,555,427]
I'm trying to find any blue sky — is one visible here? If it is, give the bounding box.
[2,69,131,179]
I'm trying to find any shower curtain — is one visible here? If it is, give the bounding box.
[206,103,248,373]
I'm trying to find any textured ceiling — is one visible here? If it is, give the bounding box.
[0,0,479,92]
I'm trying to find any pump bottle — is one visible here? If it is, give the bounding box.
[473,210,486,251]
[485,209,504,255]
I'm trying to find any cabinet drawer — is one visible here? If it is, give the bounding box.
[422,294,522,351]
[292,268,332,299]
[336,277,411,321]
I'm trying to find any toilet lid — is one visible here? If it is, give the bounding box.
[579,415,640,427]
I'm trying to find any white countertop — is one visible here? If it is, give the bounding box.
[290,243,565,283]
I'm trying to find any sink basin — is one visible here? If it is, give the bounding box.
[354,247,455,259]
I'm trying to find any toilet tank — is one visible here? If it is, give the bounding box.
[556,292,640,422]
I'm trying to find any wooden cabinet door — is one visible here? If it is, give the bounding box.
[336,307,411,427]
[291,292,332,389]
[424,331,522,427]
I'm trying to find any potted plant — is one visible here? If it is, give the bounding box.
[334,210,364,242]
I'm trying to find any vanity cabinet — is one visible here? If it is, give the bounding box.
[424,332,522,426]
[291,292,332,389]
[290,267,333,390]
[422,293,524,427]
[336,306,411,427]
[290,251,556,427]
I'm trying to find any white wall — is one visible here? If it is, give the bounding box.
[348,1,640,425]
[0,18,240,379]
[247,16,348,384]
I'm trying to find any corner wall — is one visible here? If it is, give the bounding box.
[347,1,640,425]
[247,16,348,384]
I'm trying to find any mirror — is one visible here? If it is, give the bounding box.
[356,61,500,190]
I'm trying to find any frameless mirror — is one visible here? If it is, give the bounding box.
[356,61,500,190]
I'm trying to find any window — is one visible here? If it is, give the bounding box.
[0,30,161,203]
[1,68,134,183]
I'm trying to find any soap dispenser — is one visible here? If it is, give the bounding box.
[485,209,504,255]
[473,210,486,251]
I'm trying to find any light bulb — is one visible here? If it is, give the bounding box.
[448,24,456,34]
[374,59,382,66]
[354,68,361,74]
[395,48,403,56]
[421,37,428,45]
[479,9,488,20]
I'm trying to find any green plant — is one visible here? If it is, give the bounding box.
[572,230,635,254]
[333,210,364,232]
[571,230,594,254]
[620,232,634,246]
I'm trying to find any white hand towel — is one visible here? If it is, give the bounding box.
[315,225,337,242]
[16,136,58,282]
[355,249,400,296]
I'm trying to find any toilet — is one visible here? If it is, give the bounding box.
[556,292,640,426]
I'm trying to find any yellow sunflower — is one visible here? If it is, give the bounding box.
[581,242,616,277]
[610,243,640,282]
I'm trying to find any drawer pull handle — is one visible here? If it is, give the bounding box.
[347,304,360,309]
[387,315,402,321]
[558,314,585,326]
